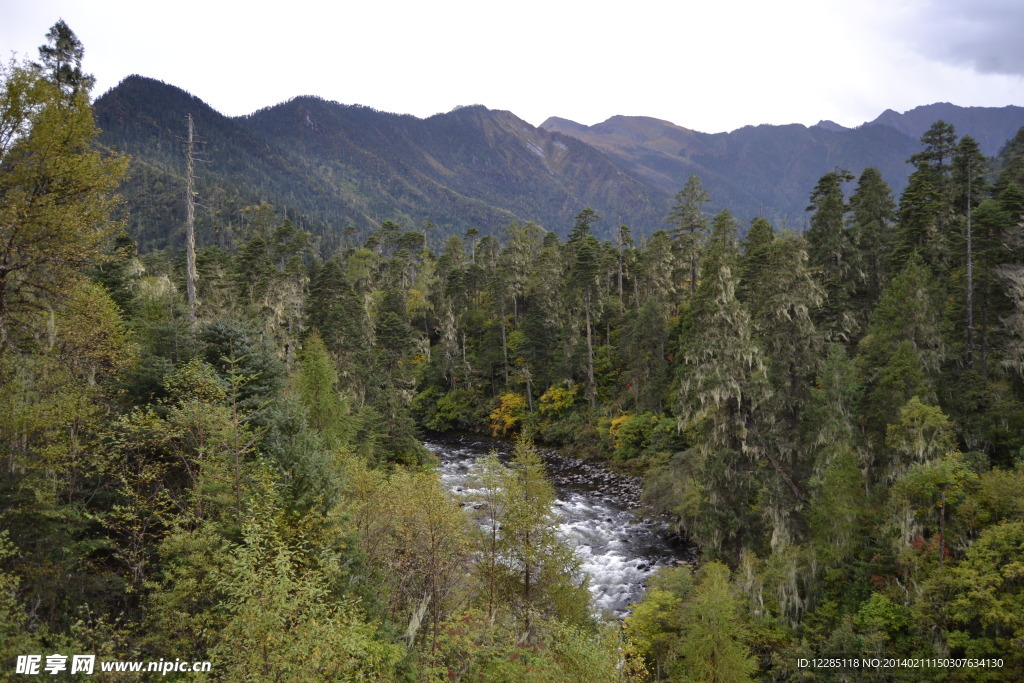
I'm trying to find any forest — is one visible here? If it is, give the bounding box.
[2,22,1024,682]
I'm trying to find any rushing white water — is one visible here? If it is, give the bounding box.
[427,439,691,618]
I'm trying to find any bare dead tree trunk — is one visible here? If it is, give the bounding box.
[185,114,198,329]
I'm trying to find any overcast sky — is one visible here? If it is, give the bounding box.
[3,0,1023,133]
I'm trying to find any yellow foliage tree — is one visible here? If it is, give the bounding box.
[490,391,527,437]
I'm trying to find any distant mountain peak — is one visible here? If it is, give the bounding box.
[814,120,848,132]
[540,116,589,134]
[864,102,1024,154]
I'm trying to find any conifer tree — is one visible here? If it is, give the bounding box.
[672,209,771,556]
[622,299,669,413]
[676,562,757,682]
[36,20,95,99]
[635,230,677,314]
[668,173,711,296]
[738,217,774,303]
[856,255,946,474]
[848,167,896,322]
[893,121,958,273]
[0,60,126,346]
[296,330,351,450]
[744,234,823,545]
[567,209,602,408]
[484,439,590,630]
[806,169,856,340]
[306,257,373,401]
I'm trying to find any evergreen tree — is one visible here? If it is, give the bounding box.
[848,166,896,325]
[949,136,989,369]
[744,234,823,546]
[667,210,772,557]
[635,230,677,314]
[668,173,711,296]
[676,562,757,682]
[562,209,603,408]
[856,255,946,474]
[36,20,95,98]
[622,299,669,413]
[306,257,372,402]
[804,344,865,568]
[806,169,856,340]
[893,121,958,273]
[738,217,774,304]
[992,126,1024,195]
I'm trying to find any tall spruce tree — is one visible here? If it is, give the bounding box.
[894,121,958,273]
[567,209,602,408]
[848,167,896,323]
[671,210,771,557]
[950,136,989,370]
[668,173,712,296]
[856,255,946,477]
[806,169,856,340]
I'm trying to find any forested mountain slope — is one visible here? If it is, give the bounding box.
[95,77,667,251]
[97,75,1024,252]
[541,104,1024,226]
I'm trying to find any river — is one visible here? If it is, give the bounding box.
[425,436,696,619]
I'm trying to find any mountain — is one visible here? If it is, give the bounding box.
[241,98,667,239]
[540,105,1024,228]
[95,76,667,251]
[864,103,1024,155]
[94,77,1024,251]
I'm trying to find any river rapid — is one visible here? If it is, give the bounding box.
[425,436,696,619]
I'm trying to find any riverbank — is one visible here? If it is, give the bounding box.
[425,431,645,505]
[425,432,697,565]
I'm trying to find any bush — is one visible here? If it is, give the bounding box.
[490,392,527,437]
[413,386,484,433]
[609,412,680,467]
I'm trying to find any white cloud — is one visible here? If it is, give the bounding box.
[901,0,1024,76]
[1,0,1021,134]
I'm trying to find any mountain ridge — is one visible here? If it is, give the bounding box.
[93,76,1024,251]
